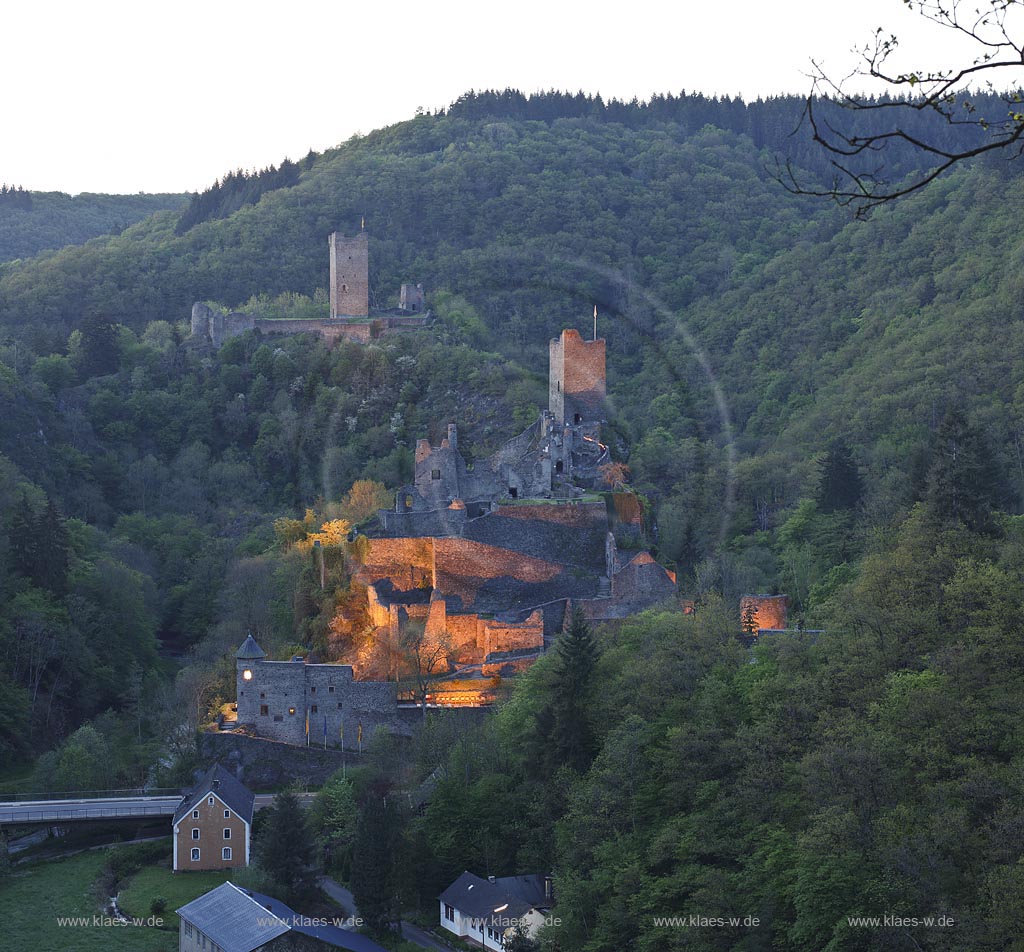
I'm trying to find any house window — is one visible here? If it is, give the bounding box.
[208,796,214,806]
[192,828,200,840]
[328,685,335,693]
[311,704,318,714]
[431,469,441,480]
[444,903,454,922]
[337,702,342,709]
[311,686,316,695]
[192,810,199,819]
[260,705,268,716]
[224,809,231,818]
[222,847,232,861]
[185,922,193,937]
[224,828,231,840]
[260,692,265,699]
[191,848,200,862]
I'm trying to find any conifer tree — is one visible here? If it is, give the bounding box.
[255,789,319,903]
[924,407,1002,532]
[816,439,864,513]
[351,795,400,935]
[550,606,599,773]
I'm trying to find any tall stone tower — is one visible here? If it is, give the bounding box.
[329,230,369,318]
[549,328,606,425]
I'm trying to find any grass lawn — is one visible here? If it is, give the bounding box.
[119,864,233,929]
[0,851,176,952]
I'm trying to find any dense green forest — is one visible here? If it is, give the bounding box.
[0,188,186,264]
[2,89,1024,949]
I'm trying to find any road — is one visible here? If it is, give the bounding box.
[0,795,182,825]
[320,876,452,951]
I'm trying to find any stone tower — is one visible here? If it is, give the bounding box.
[549,328,606,426]
[329,230,369,318]
[235,633,266,728]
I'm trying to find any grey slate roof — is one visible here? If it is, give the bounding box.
[244,889,389,952]
[236,634,266,659]
[176,882,289,951]
[439,871,550,926]
[173,763,255,825]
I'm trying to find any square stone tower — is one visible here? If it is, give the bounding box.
[549,328,606,425]
[329,231,369,318]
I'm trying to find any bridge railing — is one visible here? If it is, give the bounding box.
[1,804,179,822]
[0,787,183,803]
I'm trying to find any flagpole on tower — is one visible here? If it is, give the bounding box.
[593,304,597,341]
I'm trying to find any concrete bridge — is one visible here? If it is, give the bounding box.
[0,790,308,827]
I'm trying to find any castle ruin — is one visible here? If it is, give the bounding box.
[229,319,681,743]
[190,227,429,348]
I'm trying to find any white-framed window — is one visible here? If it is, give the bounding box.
[444,903,454,921]
[191,848,200,861]
[222,847,232,861]
[208,796,214,805]
[192,809,199,819]
[192,828,200,840]
[224,809,230,818]
[185,921,193,937]
[223,828,231,840]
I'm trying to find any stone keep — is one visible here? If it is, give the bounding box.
[329,231,369,318]
[235,635,399,748]
[549,328,606,426]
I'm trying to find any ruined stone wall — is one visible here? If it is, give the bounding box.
[611,552,677,600]
[377,507,469,537]
[463,514,605,568]
[360,538,435,591]
[495,501,606,529]
[482,610,544,656]
[740,594,789,631]
[399,283,425,311]
[414,442,462,501]
[444,613,484,662]
[432,538,563,606]
[329,232,369,317]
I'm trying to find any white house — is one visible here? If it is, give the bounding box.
[439,871,553,949]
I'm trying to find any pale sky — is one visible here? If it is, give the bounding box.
[1,0,1010,195]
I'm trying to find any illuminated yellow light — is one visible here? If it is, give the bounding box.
[242,669,253,681]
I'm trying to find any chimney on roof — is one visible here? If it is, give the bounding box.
[213,779,220,789]
[488,875,496,884]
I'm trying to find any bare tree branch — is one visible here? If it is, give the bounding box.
[782,0,1024,215]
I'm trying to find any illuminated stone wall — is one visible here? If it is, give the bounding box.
[739,594,789,631]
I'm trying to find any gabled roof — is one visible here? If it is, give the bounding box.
[439,871,549,926]
[177,882,390,952]
[493,874,549,909]
[236,634,266,660]
[173,763,254,825]
[244,889,389,952]
[176,882,289,951]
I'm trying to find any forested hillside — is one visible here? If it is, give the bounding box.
[2,89,1023,949]
[0,188,186,263]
